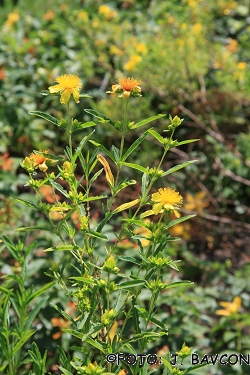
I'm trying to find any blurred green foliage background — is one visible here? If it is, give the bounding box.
[0,1,250,374]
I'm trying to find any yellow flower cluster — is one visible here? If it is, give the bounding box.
[4,11,20,28]
[98,5,117,20]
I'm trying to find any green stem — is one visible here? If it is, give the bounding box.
[67,101,73,160]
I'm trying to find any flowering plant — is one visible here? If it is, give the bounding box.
[2,74,207,375]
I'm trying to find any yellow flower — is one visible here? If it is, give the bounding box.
[43,9,55,21]
[77,10,89,21]
[184,191,209,214]
[192,23,202,34]
[48,74,82,104]
[226,38,238,53]
[237,62,247,70]
[110,45,124,56]
[170,222,191,241]
[216,296,242,316]
[24,150,50,172]
[124,55,142,72]
[98,5,117,20]
[108,77,142,99]
[4,11,20,28]
[141,188,183,219]
[152,187,183,216]
[136,43,148,55]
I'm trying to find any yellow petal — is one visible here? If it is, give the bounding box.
[72,88,80,103]
[48,84,63,93]
[60,89,71,104]
[140,209,154,218]
[152,202,163,215]
[113,199,139,213]
[215,309,230,316]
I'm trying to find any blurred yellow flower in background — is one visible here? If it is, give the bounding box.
[110,45,124,56]
[98,5,117,20]
[78,10,89,21]
[226,38,238,53]
[184,191,209,214]
[124,55,142,72]
[216,296,242,316]
[4,11,20,28]
[49,74,82,104]
[136,43,148,55]
[43,9,55,21]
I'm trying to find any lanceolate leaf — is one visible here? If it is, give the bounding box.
[177,139,200,146]
[148,129,165,144]
[119,162,148,174]
[84,109,115,126]
[15,226,54,233]
[165,214,196,229]
[165,281,193,289]
[121,132,148,162]
[162,160,197,176]
[88,140,115,162]
[14,198,40,211]
[131,114,166,129]
[29,111,59,127]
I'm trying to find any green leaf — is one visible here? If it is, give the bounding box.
[121,132,148,162]
[163,160,197,176]
[13,330,36,355]
[84,109,115,126]
[57,367,73,375]
[15,226,54,233]
[131,114,166,129]
[89,140,115,161]
[87,230,108,240]
[148,129,165,144]
[73,131,95,163]
[24,297,48,330]
[115,179,137,194]
[119,279,146,289]
[69,276,95,284]
[44,245,83,252]
[118,256,141,266]
[72,121,96,133]
[183,362,212,374]
[14,198,40,210]
[165,215,196,230]
[119,162,148,174]
[0,286,15,298]
[176,139,200,146]
[29,111,59,127]
[50,181,69,198]
[50,303,76,325]
[132,331,164,340]
[85,337,106,353]
[150,317,168,331]
[114,290,126,314]
[28,282,55,303]
[161,358,173,373]
[165,281,193,289]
